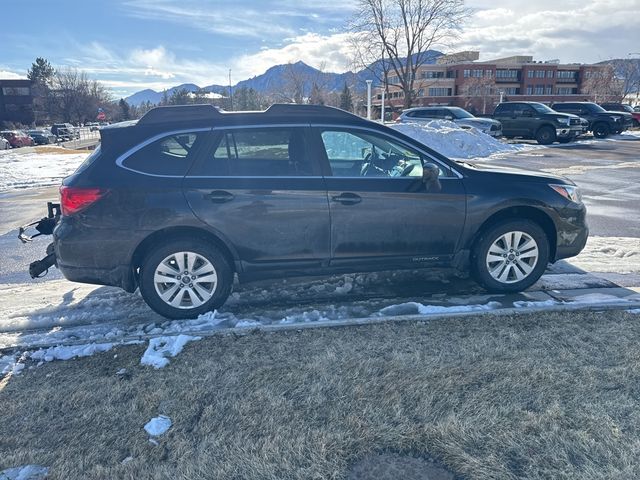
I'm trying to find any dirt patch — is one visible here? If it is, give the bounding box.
[2,310,640,479]
[33,146,85,155]
[347,453,455,479]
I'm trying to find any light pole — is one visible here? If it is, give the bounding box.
[228,69,233,111]
[366,79,372,119]
[381,87,386,123]
[628,53,640,106]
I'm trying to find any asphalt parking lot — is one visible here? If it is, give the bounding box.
[486,133,640,237]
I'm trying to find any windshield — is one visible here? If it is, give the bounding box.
[530,103,555,114]
[449,107,475,119]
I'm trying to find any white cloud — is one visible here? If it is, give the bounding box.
[233,32,355,78]
[462,0,640,62]
[0,70,26,80]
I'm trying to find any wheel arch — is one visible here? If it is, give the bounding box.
[469,206,557,261]
[130,226,238,276]
[534,123,556,137]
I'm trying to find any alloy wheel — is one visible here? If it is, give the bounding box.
[485,231,539,284]
[153,251,218,309]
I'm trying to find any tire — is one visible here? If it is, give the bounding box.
[535,126,556,145]
[592,123,609,138]
[139,238,233,319]
[471,220,550,293]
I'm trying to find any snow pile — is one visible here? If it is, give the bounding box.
[0,352,25,376]
[0,465,49,480]
[567,236,640,274]
[144,415,172,437]
[391,120,531,159]
[140,335,201,369]
[377,300,501,316]
[0,149,87,192]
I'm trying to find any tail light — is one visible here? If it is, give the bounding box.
[60,186,108,216]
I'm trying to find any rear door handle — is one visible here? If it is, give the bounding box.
[205,190,234,203]
[331,192,362,205]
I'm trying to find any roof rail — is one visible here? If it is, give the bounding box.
[138,104,222,125]
[265,103,360,119]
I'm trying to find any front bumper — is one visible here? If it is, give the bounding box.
[553,202,589,262]
[556,127,583,138]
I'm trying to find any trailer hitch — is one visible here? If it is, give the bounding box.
[29,243,56,278]
[18,202,61,243]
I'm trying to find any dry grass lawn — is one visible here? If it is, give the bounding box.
[2,310,640,479]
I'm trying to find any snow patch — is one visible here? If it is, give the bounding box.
[30,342,114,362]
[391,121,534,159]
[378,301,501,316]
[0,465,49,480]
[144,415,172,437]
[0,150,87,192]
[513,299,558,308]
[140,334,201,369]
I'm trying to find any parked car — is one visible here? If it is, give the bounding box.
[86,122,100,132]
[0,130,35,148]
[599,103,640,127]
[398,107,503,137]
[0,137,10,150]
[22,104,588,319]
[51,123,80,141]
[552,102,632,137]
[28,129,57,145]
[491,102,582,144]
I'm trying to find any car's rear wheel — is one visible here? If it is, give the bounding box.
[592,123,609,138]
[139,239,233,319]
[472,220,549,293]
[535,126,556,145]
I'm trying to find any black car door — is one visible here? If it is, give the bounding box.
[313,126,466,269]
[183,126,331,271]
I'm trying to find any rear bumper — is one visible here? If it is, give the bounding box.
[53,218,138,292]
[56,262,136,292]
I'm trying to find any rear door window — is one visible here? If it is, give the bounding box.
[121,132,203,176]
[189,127,315,177]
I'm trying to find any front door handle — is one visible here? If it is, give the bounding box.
[331,192,362,205]
[205,190,234,203]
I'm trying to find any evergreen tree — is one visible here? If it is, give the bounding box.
[27,57,55,86]
[339,83,354,112]
[168,88,191,105]
[309,83,325,105]
[118,98,131,120]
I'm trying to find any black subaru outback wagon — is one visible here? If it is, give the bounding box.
[23,104,588,319]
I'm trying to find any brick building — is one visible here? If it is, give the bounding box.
[373,52,612,116]
[0,79,35,125]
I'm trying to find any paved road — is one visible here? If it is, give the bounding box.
[479,133,640,238]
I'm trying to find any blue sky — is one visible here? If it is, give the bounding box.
[1,0,638,97]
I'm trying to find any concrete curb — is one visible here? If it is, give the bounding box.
[5,299,640,353]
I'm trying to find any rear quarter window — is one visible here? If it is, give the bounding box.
[121,132,202,176]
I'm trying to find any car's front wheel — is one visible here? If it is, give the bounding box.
[139,239,233,319]
[472,220,549,293]
[592,123,610,138]
[535,126,556,145]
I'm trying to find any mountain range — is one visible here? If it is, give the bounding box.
[125,51,443,106]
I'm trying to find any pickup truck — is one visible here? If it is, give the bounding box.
[552,102,632,138]
[492,102,582,145]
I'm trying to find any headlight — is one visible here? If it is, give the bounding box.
[550,184,582,203]
[557,117,571,126]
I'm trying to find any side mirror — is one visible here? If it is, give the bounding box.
[422,162,441,192]
[444,115,454,121]
[522,110,533,117]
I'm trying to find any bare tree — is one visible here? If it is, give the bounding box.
[581,65,625,103]
[350,0,469,109]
